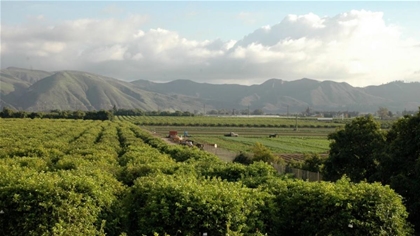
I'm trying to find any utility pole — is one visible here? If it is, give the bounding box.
[295,113,298,131]
[287,105,289,117]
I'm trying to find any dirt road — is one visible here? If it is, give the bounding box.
[148,131,236,162]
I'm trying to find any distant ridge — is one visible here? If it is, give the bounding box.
[1,67,419,113]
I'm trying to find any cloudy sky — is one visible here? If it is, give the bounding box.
[1,1,420,87]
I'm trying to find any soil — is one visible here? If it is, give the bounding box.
[147,130,237,162]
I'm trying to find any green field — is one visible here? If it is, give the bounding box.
[0,118,413,235]
[139,124,332,154]
[120,115,399,155]
[125,115,336,155]
[121,115,346,128]
[193,135,329,154]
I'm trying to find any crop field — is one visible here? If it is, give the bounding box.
[119,115,338,156]
[0,118,413,235]
[216,136,330,153]
[119,115,396,156]
[120,115,346,128]
[137,124,332,155]
[0,118,130,159]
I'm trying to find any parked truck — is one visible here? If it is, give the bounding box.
[224,132,239,137]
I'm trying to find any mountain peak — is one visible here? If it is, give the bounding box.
[168,79,197,84]
[2,67,420,113]
[261,78,284,88]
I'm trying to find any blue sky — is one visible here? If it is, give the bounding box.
[3,1,420,40]
[1,1,420,86]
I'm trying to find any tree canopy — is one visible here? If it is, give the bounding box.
[379,110,420,232]
[322,110,420,232]
[323,115,385,182]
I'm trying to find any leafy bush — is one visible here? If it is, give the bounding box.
[323,116,385,182]
[262,177,413,235]
[252,142,284,165]
[124,174,268,235]
[0,164,124,235]
[233,151,253,165]
[302,153,326,172]
[379,111,420,231]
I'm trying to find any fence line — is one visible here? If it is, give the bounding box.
[202,145,237,162]
[201,144,323,181]
[273,163,323,182]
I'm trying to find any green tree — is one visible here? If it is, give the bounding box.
[263,177,413,235]
[377,107,389,120]
[252,142,282,164]
[13,111,28,118]
[323,115,385,182]
[124,174,267,235]
[72,110,86,119]
[1,107,14,118]
[379,110,420,232]
[252,109,264,115]
[28,111,43,119]
[233,151,253,165]
[302,153,326,172]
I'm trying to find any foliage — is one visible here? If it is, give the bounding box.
[124,174,268,235]
[379,110,420,232]
[323,115,385,182]
[302,153,326,172]
[286,153,326,172]
[192,160,280,188]
[0,118,415,235]
[262,177,413,235]
[252,142,284,165]
[126,115,345,128]
[252,109,264,115]
[233,151,253,165]
[0,108,114,120]
[117,145,179,186]
[0,163,124,235]
[377,107,389,120]
[84,110,115,121]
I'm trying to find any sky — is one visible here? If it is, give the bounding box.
[1,1,420,87]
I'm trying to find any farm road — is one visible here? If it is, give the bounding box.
[147,130,237,162]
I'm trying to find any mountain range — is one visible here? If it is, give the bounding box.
[1,67,419,113]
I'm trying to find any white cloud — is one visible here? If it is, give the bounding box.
[81,44,127,62]
[41,42,66,53]
[1,10,419,86]
[228,10,420,86]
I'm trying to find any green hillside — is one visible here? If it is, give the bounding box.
[1,67,420,112]
[3,69,209,111]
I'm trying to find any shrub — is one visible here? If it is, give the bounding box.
[0,164,124,235]
[124,174,268,235]
[262,177,413,235]
[252,142,283,165]
[233,152,253,165]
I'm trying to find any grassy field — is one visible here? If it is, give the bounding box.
[140,125,332,155]
[121,115,341,158]
[122,115,347,128]
[122,115,395,156]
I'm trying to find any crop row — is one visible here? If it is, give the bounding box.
[0,118,413,235]
[188,135,330,154]
[119,115,344,128]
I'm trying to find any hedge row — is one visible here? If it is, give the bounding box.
[0,119,413,235]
